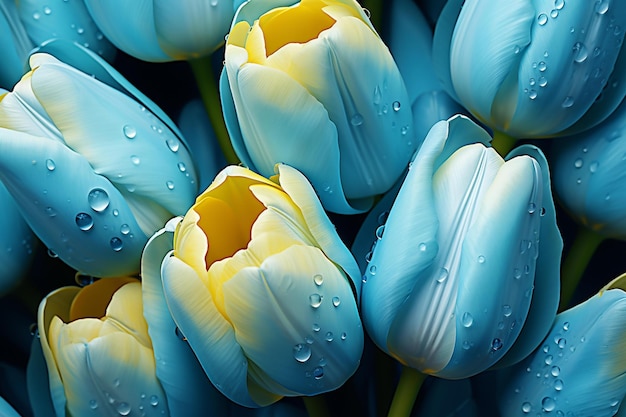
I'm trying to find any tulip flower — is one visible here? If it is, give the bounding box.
[551,97,626,240]
[37,277,169,417]
[220,0,416,214]
[0,41,198,278]
[156,164,363,407]
[432,0,626,139]
[359,114,562,379]
[83,0,234,62]
[498,274,626,417]
[0,396,20,417]
[0,0,33,89]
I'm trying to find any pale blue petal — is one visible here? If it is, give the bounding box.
[495,145,562,368]
[449,0,534,129]
[153,0,232,59]
[16,0,116,61]
[0,182,35,295]
[511,0,626,136]
[0,129,147,277]
[0,0,33,89]
[498,288,626,417]
[223,245,363,396]
[161,256,266,407]
[83,0,170,61]
[411,90,468,148]
[27,336,57,417]
[177,99,227,191]
[141,218,230,417]
[431,0,464,103]
[412,377,479,417]
[0,396,21,417]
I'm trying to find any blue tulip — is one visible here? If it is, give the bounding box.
[498,274,626,417]
[0,40,198,277]
[359,114,562,379]
[0,0,33,89]
[552,97,626,239]
[433,0,626,138]
[220,0,416,214]
[83,0,234,62]
[0,182,35,295]
[0,395,21,417]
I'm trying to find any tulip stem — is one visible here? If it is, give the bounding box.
[188,56,239,165]
[559,225,605,312]
[491,130,518,157]
[387,366,426,417]
[302,395,331,417]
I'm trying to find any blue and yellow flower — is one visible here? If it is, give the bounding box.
[152,164,363,407]
[220,0,415,214]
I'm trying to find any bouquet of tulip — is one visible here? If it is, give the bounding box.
[1,0,625,416]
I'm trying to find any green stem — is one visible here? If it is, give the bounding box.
[188,56,239,165]
[491,130,518,157]
[387,366,426,417]
[302,395,331,417]
[559,225,604,312]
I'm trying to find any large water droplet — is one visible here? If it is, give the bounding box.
[462,312,474,327]
[149,395,159,406]
[123,125,137,139]
[538,13,548,25]
[89,399,98,410]
[491,338,503,351]
[551,366,560,377]
[572,42,588,63]
[392,101,401,111]
[477,255,486,264]
[292,344,311,363]
[325,331,334,342]
[46,159,56,171]
[542,397,556,412]
[309,294,323,308]
[117,402,131,416]
[166,138,179,152]
[332,297,341,307]
[574,158,583,168]
[110,237,123,252]
[351,113,364,126]
[503,305,512,317]
[554,379,564,391]
[595,0,609,14]
[88,188,110,212]
[75,212,94,231]
[561,96,574,108]
[312,366,324,379]
[522,402,532,413]
[166,181,175,190]
[436,267,449,283]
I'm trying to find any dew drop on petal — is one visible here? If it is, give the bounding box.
[491,338,503,351]
[392,101,401,111]
[88,188,110,212]
[462,312,474,327]
[89,400,98,410]
[309,294,323,308]
[538,13,548,25]
[110,237,123,252]
[46,159,56,171]
[313,366,324,379]
[522,402,532,413]
[542,397,556,412]
[332,296,341,307]
[313,274,323,286]
[75,212,94,231]
[149,395,159,406]
[123,125,137,139]
[116,402,131,416]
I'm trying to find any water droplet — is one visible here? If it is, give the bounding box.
[554,379,564,391]
[110,237,123,252]
[562,96,574,108]
[514,268,522,279]
[130,155,140,165]
[528,203,537,214]
[572,42,588,63]
[503,305,512,317]
[478,255,486,264]
[545,354,554,365]
[542,397,556,412]
[595,0,609,14]
[589,161,599,173]
[325,332,334,342]
[177,162,187,172]
[75,212,94,231]
[112,209,119,216]
[166,138,179,152]
[33,12,41,19]
[513,45,521,54]
[491,338,503,351]
[149,395,159,406]
[539,76,548,87]
[551,366,560,377]
[293,343,311,362]
[462,340,471,350]
[375,225,385,239]
[574,158,583,168]
[332,297,341,307]
[528,89,538,100]
[392,101,401,111]
[419,242,427,252]
[88,188,110,212]
[123,125,137,139]
[522,402,532,413]
[550,8,559,18]
[462,312,474,327]
[341,332,347,340]
[312,366,324,379]
[373,85,382,105]
[313,274,323,286]
[557,338,566,348]
[166,181,175,190]
[538,61,547,72]
[312,323,320,332]
[309,294,323,308]
[116,402,131,415]
[45,159,56,171]
[351,113,363,126]
[89,399,98,409]
[555,0,564,9]
[538,13,548,25]
[369,265,377,275]
[436,267,449,283]
[175,327,187,341]
[563,322,570,331]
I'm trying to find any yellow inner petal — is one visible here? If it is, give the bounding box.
[259,0,336,56]
[68,277,138,321]
[194,176,267,268]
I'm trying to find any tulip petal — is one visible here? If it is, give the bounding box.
[161,255,268,407]
[141,218,230,417]
[83,0,170,61]
[0,128,147,277]
[449,0,534,129]
[222,245,363,396]
[0,396,20,417]
[0,0,33,89]
[27,335,57,417]
[153,0,231,59]
[431,0,464,103]
[276,164,362,297]
[495,145,561,368]
[499,288,626,417]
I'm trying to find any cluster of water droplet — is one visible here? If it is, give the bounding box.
[371,82,412,147]
[362,210,389,284]
[87,381,166,416]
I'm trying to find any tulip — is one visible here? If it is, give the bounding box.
[432,0,626,138]
[0,396,20,417]
[83,0,234,62]
[551,97,626,239]
[37,277,169,417]
[0,182,35,295]
[359,114,562,379]
[158,164,363,407]
[0,0,33,89]
[0,40,198,277]
[498,274,626,417]
[220,0,416,214]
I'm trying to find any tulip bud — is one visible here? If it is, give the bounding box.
[221,0,415,214]
[359,115,562,379]
[0,42,198,277]
[158,164,363,407]
[38,278,169,417]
